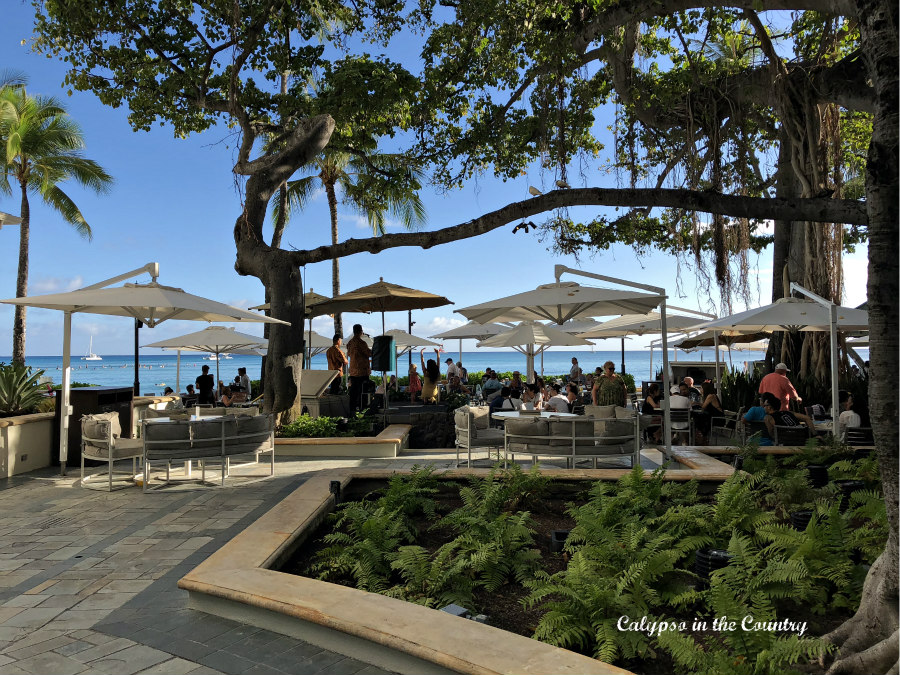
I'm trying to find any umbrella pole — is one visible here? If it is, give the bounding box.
[133,319,141,396]
[620,337,625,376]
[59,311,73,476]
[714,332,721,400]
[215,351,220,393]
[660,299,673,457]
[176,350,181,392]
[458,338,462,364]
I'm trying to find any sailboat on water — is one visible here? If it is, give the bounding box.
[81,336,102,361]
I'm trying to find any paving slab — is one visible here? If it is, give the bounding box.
[0,456,474,675]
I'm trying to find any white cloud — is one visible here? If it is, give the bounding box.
[32,276,84,293]
[341,213,372,230]
[423,316,465,334]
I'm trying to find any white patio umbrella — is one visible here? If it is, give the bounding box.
[384,329,441,355]
[457,281,663,325]
[578,312,711,376]
[0,210,22,227]
[687,293,869,433]
[143,325,267,389]
[461,269,674,455]
[429,321,508,361]
[476,322,593,383]
[0,263,288,471]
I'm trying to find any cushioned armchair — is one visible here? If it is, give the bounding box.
[80,412,144,491]
[454,405,505,467]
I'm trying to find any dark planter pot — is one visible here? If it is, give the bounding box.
[834,480,866,510]
[550,530,570,553]
[789,510,813,531]
[806,464,829,488]
[695,548,732,586]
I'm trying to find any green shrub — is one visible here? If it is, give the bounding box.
[51,381,97,389]
[279,412,372,438]
[0,363,47,416]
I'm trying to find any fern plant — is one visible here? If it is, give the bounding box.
[657,531,833,675]
[386,543,477,608]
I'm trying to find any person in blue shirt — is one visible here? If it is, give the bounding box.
[743,399,772,446]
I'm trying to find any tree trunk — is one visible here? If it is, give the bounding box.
[12,183,30,366]
[824,1,898,672]
[232,114,334,421]
[326,180,342,338]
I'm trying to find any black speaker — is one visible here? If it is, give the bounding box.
[371,335,396,372]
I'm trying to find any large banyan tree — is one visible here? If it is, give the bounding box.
[31,0,897,672]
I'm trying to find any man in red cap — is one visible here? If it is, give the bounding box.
[759,363,802,411]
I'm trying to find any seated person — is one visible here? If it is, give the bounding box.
[219,385,237,407]
[447,375,470,395]
[545,383,576,414]
[679,381,701,407]
[482,372,503,401]
[520,384,538,410]
[694,381,725,441]
[742,399,772,446]
[838,390,862,438]
[761,392,815,441]
[489,386,520,413]
[508,371,525,398]
[668,385,692,410]
[642,383,662,443]
[182,384,197,406]
[163,387,184,410]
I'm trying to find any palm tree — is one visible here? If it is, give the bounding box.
[271,150,426,336]
[0,85,113,364]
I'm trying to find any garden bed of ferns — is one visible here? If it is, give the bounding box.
[280,446,885,675]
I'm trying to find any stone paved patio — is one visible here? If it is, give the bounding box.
[0,450,651,675]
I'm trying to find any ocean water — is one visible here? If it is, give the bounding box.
[6,348,769,395]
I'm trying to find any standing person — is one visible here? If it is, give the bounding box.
[759,363,802,411]
[456,361,467,383]
[642,383,662,443]
[592,361,626,406]
[326,334,348,395]
[408,363,422,402]
[347,324,371,414]
[237,367,251,397]
[195,365,215,405]
[445,358,458,381]
[569,357,582,383]
[420,348,442,404]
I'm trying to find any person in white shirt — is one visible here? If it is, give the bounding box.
[569,357,583,383]
[238,367,251,398]
[668,385,693,410]
[445,358,458,380]
[838,390,862,438]
[546,383,578,413]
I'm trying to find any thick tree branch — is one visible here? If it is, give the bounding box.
[287,188,866,265]
[574,0,856,55]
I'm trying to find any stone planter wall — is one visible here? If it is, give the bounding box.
[408,411,455,449]
[0,412,55,478]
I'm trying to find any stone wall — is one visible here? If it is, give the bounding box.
[408,411,455,449]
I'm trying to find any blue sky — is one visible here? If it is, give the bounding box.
[0,3,869,356]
